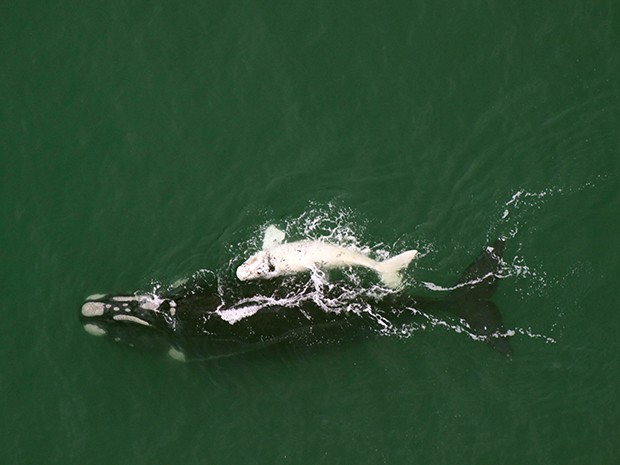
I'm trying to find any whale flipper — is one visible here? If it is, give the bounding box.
[262,225,286,250]
[455,300,513,357]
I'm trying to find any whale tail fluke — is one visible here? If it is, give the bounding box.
[451,239,505,301]
[448,238,513,357]
[375,250,418,288]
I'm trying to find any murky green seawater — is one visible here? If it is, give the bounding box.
[2,1,619,464]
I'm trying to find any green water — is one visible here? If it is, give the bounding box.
[2,1,619,463]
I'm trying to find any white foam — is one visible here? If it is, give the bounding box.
[217,305,262,324]
[422,272,495,292]
[138,294,164,311]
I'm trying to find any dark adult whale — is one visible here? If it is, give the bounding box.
[79,239,513,361]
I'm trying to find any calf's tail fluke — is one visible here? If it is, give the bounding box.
[375,250,418,288]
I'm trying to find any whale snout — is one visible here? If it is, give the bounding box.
[81,301,105,317]
[236,266,251,281]
[235,251,271,281]
[79,294,164,335]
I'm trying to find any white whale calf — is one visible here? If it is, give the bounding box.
[236,225,418,288]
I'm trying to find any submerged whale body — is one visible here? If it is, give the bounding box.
[79,239,513,361]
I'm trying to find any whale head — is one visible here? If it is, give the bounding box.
[236,251,276,281]
[80,294,174,330]
[79,293,182,358]
[78,291,273,362]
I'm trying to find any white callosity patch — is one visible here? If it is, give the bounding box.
[111,296,139,302]
[81,301,105,317]
[167,346,186,362]
[112,314,151,326]
[83,323,107,336]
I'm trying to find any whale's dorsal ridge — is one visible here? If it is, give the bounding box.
[262,225,286,250]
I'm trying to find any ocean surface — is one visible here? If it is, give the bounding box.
[2,1,619,464]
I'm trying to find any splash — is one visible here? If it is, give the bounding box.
[491,178,612,302]
[222,202,415,331]
[495,178,608,240]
